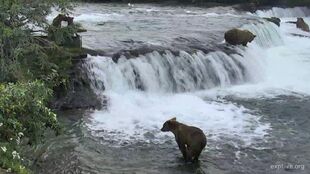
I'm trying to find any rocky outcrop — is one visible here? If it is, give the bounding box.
[51,59,102,110]
[264,17,281,27]
[296,18,310,32]
[224,28,256,46]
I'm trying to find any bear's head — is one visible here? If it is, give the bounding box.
[249,32,256,43]
[250,35,256,42]
[297,18,304,23]
[161,117,177,132]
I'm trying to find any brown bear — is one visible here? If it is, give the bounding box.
[224,28,256,46]
[296,18,310,32]
[161,117,207,162]
[52,14,74,27]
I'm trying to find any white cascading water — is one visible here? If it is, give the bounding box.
[220,7,310,98]
[84,21,280,93]
[85,50,257,93]
[84,7,310,147]
[255,7,310,18]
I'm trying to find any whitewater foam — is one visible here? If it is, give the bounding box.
[213,17,310,98]
[73,13,123,23]
[255,7,310,18]
[87,91,270,146]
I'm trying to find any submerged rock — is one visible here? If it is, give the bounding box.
[264,17,281,27]
[224,28,256,46]
[296,18,310,32]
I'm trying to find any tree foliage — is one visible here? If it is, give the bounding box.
[0,81,61,173]
[0,82,60,143]
[0,0,74,173]
[0,0,73,86]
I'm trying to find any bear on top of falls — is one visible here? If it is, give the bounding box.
[161,117,207,162]
[296,18,310,32]
[224,28,256,46]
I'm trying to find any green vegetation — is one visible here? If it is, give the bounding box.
[0,82,60,173]
[0,0,78,173]
[0,0,73,87]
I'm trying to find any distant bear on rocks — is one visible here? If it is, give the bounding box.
[224,28,256,46]
[296,18,310,32]
[161,117,207,162]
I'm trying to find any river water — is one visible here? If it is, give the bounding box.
[33,4,310,174]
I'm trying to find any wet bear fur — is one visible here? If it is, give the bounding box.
[296,18,310,32]
[224,28,256,46]
[161,117,207,162]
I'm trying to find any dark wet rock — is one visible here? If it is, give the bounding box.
[296,18,310,32]
[82,47,106,57]
[84,37,239,64]
[233,3,258,13]
[66,47,88,61]
[290,33,310,38]
[286,21,297,24]
[77,28,87,33]
[51,59,102,110]
[264,17,281,27]
[97,22,105,26]
[111,44,167,63]
[224,28,256,46]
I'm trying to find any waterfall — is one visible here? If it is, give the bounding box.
[84,22,281,93]
[80,5,288,146]
[255,7,310,18]
[242,21,283,47]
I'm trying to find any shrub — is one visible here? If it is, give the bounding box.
[0,81,60,143]
[0,81,61,173]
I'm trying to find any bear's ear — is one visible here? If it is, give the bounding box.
[170,117,176,121]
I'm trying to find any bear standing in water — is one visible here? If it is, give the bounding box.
[161,117,207,162]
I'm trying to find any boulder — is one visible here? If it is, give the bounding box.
[296,18,310,32]
[264,17,281,27]
[224,28,256,46]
